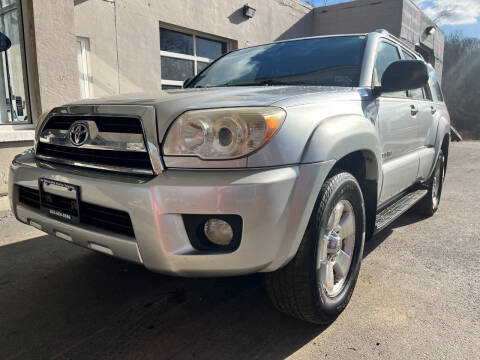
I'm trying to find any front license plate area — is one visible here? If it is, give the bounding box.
[39,178,80,224]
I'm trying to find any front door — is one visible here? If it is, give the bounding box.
[373,41,420,204]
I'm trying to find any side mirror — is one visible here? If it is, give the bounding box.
[375,60,428,97]
[0,32,11,52]
[183,77,193,88]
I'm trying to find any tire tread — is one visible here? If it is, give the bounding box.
[265,170,363,324]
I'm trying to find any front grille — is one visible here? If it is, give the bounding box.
[17,186,135,237]
[79,202,134,237]
[36,115,154,174]
[37,143,153,171]
[43,116,144,134]
[18,186,41,209]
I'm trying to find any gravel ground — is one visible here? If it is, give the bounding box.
[0,141,478,359]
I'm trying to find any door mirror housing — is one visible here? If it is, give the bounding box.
[183,77,193,88]
[0,32,11,52]
[375,60,429,97]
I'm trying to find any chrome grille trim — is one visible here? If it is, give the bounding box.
[35,105,164,175]
[35,154,154,175]
[39,126,147,152]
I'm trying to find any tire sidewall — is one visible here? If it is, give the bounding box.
[312,174,365,316]
[430,152,445,214]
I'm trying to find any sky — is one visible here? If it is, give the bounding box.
[303,0,480,38]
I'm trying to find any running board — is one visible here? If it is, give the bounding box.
[374,189,428,234]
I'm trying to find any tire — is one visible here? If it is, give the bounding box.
[414,151,444,217]
[265,171,365,324]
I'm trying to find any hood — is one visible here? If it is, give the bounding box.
[70,86,364,139]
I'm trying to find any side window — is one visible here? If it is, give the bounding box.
[374,42,406,97]
[424,84,433,101]
[431,74,444,102]
[401,49,415,60]
[401,50,425,100]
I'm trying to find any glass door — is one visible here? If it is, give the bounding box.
[0,0,29,124]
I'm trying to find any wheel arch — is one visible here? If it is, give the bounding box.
[426,123,450,180]
[301,114,382,198]
[328,150,379,240]
[270,115,384,270]
[300,114,383,241]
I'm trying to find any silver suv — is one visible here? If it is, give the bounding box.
[9,30,450,324]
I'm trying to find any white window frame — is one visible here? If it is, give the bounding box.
[0,0,32,127]
[160,27,229,88]
[76,36,93,99]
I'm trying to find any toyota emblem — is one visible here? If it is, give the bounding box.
[68,121,89,146]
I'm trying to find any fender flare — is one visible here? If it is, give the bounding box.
[427,114,450,179]
[301,114,383,196]
[266,115,384,270]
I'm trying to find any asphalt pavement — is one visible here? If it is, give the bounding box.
[0,141,479,359]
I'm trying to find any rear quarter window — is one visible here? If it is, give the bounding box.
[401,49,425,100]
[433,78,444,102]
[429,70,444,102]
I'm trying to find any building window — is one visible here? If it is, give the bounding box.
[76,37,92,99]
[160,28,227,89]
[0,0,29,124]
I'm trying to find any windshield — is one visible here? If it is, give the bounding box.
[188,36,366,88]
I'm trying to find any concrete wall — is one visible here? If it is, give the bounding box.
[313,0,403,37]
[30,0,81,112]
[401,0,444,78]
[74,0,119,98]
[73,0,313,96]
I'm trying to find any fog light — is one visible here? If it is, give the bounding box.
[204,218,233,246]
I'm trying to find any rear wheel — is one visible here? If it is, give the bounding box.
[265,171,365,324]
[414,151,444,217]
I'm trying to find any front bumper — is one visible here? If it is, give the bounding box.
[9,151,334,276]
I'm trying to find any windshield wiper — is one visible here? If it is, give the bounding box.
[254,79,293,86]
[216,79,294,87]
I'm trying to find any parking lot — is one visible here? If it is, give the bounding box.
[1,141,479,360]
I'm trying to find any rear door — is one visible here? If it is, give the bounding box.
[401,49,436,181]
[417,68,449,180]
[374,41,420,204]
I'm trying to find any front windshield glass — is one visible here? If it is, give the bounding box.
[188,36,366,88]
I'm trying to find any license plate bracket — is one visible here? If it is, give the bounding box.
[38,178,80,224]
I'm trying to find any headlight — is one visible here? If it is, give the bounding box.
[163,107,286,160]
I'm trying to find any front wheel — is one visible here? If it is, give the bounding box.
[265,171,365,324]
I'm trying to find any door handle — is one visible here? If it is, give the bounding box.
[431,106,437,114]
[410,105,418,116]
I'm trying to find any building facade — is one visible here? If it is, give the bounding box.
[0,0,444,194]
[313,0,444,78]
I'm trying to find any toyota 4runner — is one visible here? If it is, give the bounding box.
[9,30,450,324]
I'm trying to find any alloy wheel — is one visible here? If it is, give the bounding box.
[317,200,356,297]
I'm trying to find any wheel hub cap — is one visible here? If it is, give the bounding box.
[317,200,356,297]
[327,232,342,253]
